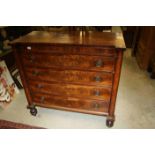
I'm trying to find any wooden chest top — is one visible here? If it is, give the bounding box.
[11,31,126,49]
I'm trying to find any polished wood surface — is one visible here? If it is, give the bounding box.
[29,80,111,102]
[11,31,126,48]
[17,45,117,56]
[21,52,116,72]
[11,31,125,127]
[109,50,123,119]
[32,93,109,115]
[24,67,113,87]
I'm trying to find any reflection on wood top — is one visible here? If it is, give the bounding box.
[11,31,126,49]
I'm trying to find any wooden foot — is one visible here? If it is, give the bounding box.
[30,107,37,116]
[106,116,115,128]
[27,104,37,116]
[106,119,114,127]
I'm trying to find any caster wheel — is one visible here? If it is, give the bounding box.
[106,119,114,128]
[30,107,37,116]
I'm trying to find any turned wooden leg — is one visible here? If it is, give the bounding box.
[106,116,115,128]
[27,104,37,116]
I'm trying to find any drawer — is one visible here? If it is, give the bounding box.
[24,67,113,87]
[29,81,111,102]
[32,93,109,115]
[21,53,116,72]
[19,45,116,57]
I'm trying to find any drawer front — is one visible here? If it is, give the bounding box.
[24,67,113,87]
[20,45,116,57]
[32,93,109,115]
[29,81,111,102]
[21,53,115,72]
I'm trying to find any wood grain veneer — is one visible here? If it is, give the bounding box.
[11,31,125,127]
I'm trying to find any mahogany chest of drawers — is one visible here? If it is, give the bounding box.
[11,31,126,127]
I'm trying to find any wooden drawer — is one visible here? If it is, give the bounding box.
[24,67,113,87]
[21,53,116,72]
[32,93,109,115]
[19,45,117,57]
[28,81,111,102]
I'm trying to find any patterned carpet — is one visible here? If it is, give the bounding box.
[0,119,44,129]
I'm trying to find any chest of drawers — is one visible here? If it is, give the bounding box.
[11,31,125,127]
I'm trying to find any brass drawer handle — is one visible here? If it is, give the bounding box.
[92,102,100,110]
[93,90,100,96]
[94,76,102,82]
[95,59,103,67]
